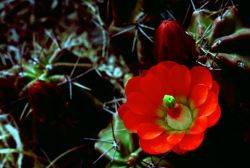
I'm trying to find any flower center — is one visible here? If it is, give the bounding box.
[163,95,181,119]
[166,105,182,119]
[163,95,176,108]
[162,94,193,131]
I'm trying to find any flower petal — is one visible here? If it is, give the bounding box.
[189,116,207,134]
[211,81,220,96]
[197,92,218,117]
[207,105,221,128]
[169,65,191,97]
[158,61,178,70]
[125,76,141,96]
[126,92,156,115]
[189,84,209,107]
[139,133,173,154]
[166,132,185,145]
[140,73,165,105]
[150,63,174,95]
[172,145,188,154]
[122,110,154,133]
[137,123,165,140]
[178,133,204,150]
[191,66,212,89]
[118,103,128,118]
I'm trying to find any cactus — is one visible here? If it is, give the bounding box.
[0,0,250,167]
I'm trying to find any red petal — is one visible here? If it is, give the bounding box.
[158,61,178,70]
[169,65,191,97]
[137,123,165,140]
[166,132,185,145]
[197,92,218,117]
[189,116,207,134]
[140,73,165,105]
[172,145,188,155]
[191,66,212,89]
[122,110,154,133]
[126,92,156,115]
[118,103,128,118]
[189,84,209,107]
[150,63,174,95]
[178,133,204,150]
[207,105,221,128]
[211,81,220,96]
[139,133,173,154]
[125,76,141,96]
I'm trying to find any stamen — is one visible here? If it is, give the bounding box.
[163,95,176,108]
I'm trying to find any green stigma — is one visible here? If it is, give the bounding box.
[163,95,176,108]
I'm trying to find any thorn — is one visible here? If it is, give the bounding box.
[200,24,212,40]
[111,26,135,38]
[52,29,62,49]
[160,12,167,20]
[1,55,6,66]
[103,107,116,115]
[190,0,196,11]
[138,24,155,31]
[111,149,117,163]
[156,151,170,166]
[138,27,153,43]
[219,1,225,19]
[182,4,191,26]
[20,103,29,121]
[165,9,175,20]
[63,76,73,100]
[200,1,209,9]
[83,138,113,144]
[95,68,102,77]
[93,146,114,165]
[72,67,95,81]
[230,0,235,7]
[102,97,125,115]
[68,78,73,100]
[131,30,137,53]
[24,109,32,120]
[135,11,146,23]
[72,82,91,91]
[45,30,61,49]
[91,19,103,30]
[224,0,228,6]
[39,147,56,168]
[104,98,125,105]
[113,99,118,114]
[106,0,110,21]
[110,119,118,143]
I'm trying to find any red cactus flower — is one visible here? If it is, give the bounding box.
[154,20,197,65]
[118,61,221,154]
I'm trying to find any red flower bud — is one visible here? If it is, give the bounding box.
[28,80,54,102]
[27,80,62,117]
[154,20,197,65]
